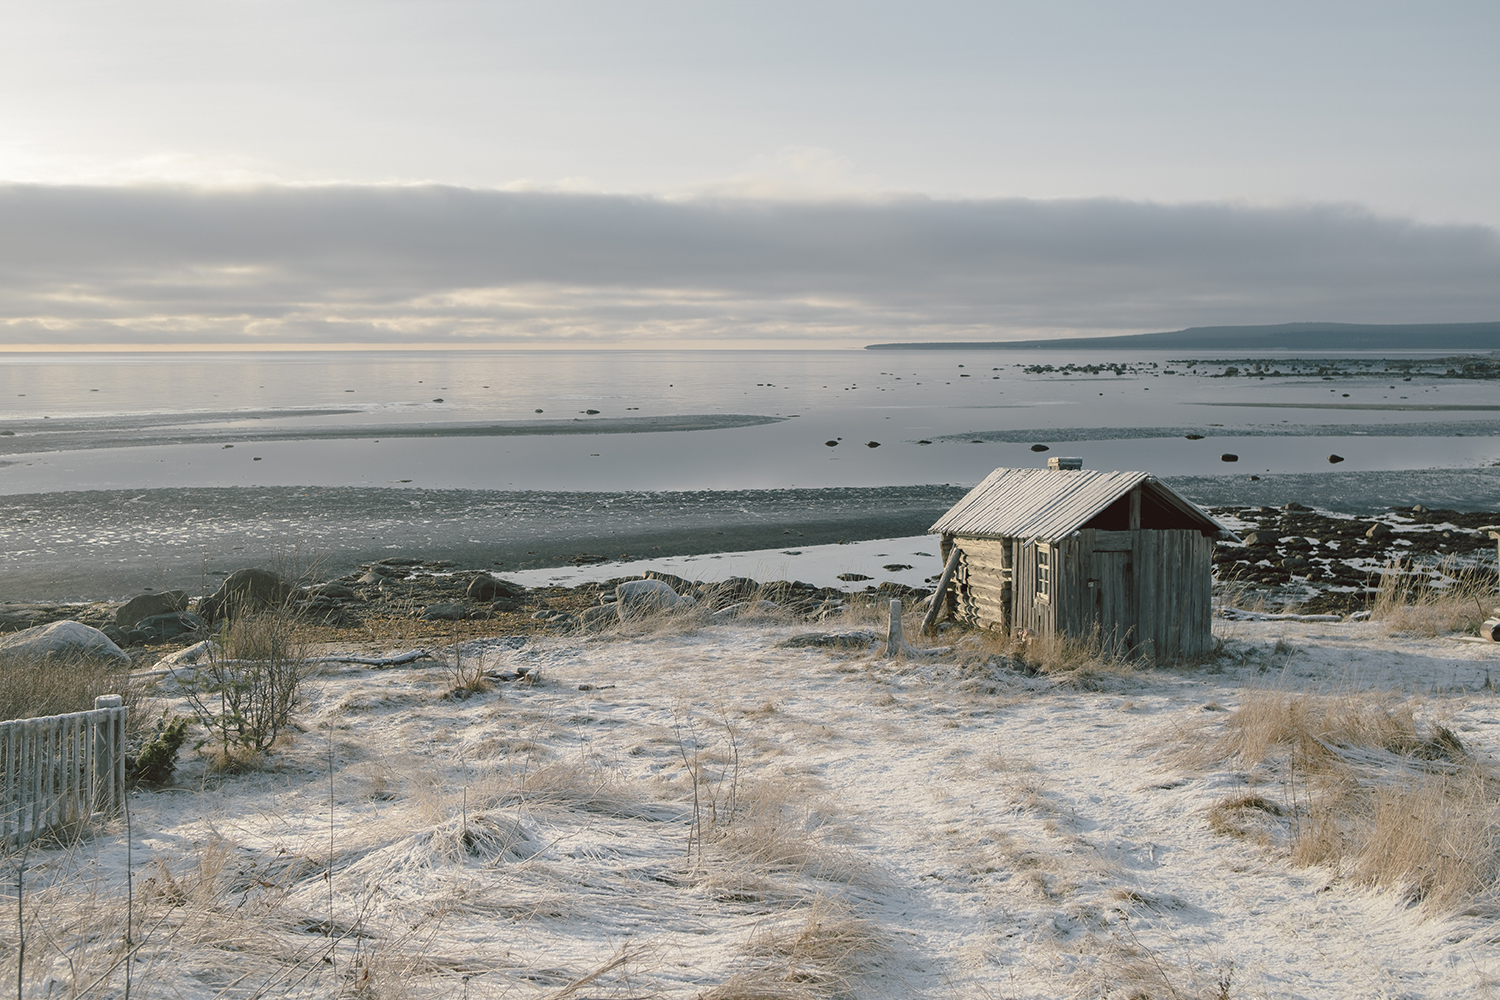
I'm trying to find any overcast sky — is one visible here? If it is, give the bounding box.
[2,1,1496,348]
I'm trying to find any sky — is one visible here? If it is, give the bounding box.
[1,1,1497,349]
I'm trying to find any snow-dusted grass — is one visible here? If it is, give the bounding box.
[5,616,1500,997]
[1371,556,1499,638]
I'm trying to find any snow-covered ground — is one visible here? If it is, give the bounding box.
[10,616,1500,998]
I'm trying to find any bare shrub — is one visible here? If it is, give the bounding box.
[438,639,490,701]
[1372,555,1496,636]
[179,611,310,762]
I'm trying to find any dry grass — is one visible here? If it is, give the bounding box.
[0,650,149,733]
[1193,689,1463,773]
[1371,556,1497,636]
[1185,687,1498,915]
[700,897,887,1000]
[952,622,1141,688]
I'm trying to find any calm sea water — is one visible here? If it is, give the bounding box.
[2,349,1497,494]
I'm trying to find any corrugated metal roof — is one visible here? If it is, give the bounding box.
[929,467,1236,541]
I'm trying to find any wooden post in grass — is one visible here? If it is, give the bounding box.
[93,694,123,815]
[921,547,963,635]
[886,599,903,658]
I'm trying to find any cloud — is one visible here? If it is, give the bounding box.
[0,184,1496,347]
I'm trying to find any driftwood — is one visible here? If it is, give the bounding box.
[921,547,963,634]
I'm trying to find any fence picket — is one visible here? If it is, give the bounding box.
[0,701,128,849]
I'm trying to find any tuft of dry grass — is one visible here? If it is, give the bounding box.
[700,896,887,1000]
[1192,688,1462,773]
[1207,793,1288,846]
[1371,555,1497,636]
[0,650,149,731]
[1185,687,1499,915]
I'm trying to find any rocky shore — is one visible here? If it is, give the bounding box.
[1207,501,1499,613]
[3,500,1495,655]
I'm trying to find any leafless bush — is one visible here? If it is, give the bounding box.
[179,611,310,765]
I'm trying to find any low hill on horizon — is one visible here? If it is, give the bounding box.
[865,321,1500,352]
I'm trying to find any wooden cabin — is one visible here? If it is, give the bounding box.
[930,463,1237,659]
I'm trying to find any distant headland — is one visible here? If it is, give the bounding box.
[864,321,1500,352]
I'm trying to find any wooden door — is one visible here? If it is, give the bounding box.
[1088,550,1136,654]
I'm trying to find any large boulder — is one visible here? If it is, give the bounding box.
[197,568,295,625]
[466,576,526,602]
[115,590,190,628]
[579,604,619,630]
[699,577,759,608]
[0,621,129,663]
[131,612,207,644]
[615,579,693,620]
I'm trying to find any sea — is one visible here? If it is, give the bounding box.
[2,349,1498,599]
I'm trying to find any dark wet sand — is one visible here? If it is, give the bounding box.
[0,485,969,602]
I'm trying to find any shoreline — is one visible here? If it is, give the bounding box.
[1,472,1496,608]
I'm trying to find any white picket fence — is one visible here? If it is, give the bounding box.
[1,696,127,849]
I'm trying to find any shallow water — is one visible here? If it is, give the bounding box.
[2,349,1497,493]
[2,349,1496,600]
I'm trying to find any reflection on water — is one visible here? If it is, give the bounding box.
[1,349,1497,494]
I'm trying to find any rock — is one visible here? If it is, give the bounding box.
[1283,502,1312,512]
[644,570,698,595]
[466,576,526,601]
[699,577,760,607]
[309,583,358,600]
[490,596,524,613]
[579,605,618,629]
[132,611,206,643]
[836,573,871,582]
[1242,531,1279,548]
[115,590,189,628]
[882,563,913,572]
[365,563,406,577]
[1184,433,1204,440]
[197,568,295,624]
[153,639,221,669]
[422,602,465,621]
[615,579,690,619]
[355,571,389,585]
[1366,522,1393,540]
[708,600,780,624]
[0,621,128,663]
[776,630,879,649]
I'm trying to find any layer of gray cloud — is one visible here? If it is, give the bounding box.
[2,184,1497,346]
